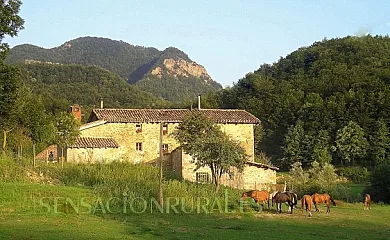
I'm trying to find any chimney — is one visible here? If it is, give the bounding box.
[70,104,82,122]
[100,98,104,109]
[198,95,201,110]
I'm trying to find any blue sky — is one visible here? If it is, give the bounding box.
[5,0,390,87]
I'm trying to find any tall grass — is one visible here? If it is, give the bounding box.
[37,162,243,212]
[0,155,29,182]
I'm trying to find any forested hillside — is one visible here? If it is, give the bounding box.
[18,63,167,111]
[204,35,390,169]
[7,37,222,102]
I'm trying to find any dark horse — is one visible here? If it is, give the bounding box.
[241,190,270,211]
[301,195,313,217]
[311,193,336,213]
[272,191,297,214]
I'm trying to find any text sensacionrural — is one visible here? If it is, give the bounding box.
[36,191,244,214]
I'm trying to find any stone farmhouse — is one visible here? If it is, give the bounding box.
[45,107,278,189]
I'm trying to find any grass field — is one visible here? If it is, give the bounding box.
[1,183,390,240]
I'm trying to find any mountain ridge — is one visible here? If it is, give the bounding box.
[7,36,222,102]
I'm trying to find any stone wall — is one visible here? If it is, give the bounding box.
[174,150,276,190]
[75,122,181,163]
[242,165,276,190]
[67,147,122,163]
[219,124,255,161]
[70,121,255,164]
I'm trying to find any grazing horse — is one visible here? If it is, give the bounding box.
[311,193,336,213]
[241,190,270,211]
[272,191,297,214]
[301,195,313,217]
[364,194,371,210]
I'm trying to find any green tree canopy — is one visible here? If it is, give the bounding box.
[0,62,22,152]
[371,118,390,166]
[0,0,24,59]
[172,113,247,192]
[335,121,368,166]
[54,112,80,148]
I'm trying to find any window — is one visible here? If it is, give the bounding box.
[196,172,210,183]
[162,144,169,154]
[136,142,143,151]
[136,124,142,133]
[163,124,168,135]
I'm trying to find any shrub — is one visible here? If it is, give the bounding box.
[338,167,370,183]
[365,164,390,203]
[0,155,28,182]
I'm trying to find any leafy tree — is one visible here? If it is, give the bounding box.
[0,0,24,59]
[366,164,390,203]
[289,162,310,194]
[311,130,332,165]
[335,121,368,166]
[54,112,80,160]
[172,113,247,192]
[371,118,390,166]
[0,63,22,152]
[317,163,338,192]
[281,121,305,167]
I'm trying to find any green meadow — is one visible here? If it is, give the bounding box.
[1,182,389,240]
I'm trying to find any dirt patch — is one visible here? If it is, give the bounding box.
[25,169,60,185]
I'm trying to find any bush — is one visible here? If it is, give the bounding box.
[365,164,390,203]
[338,167,370,183]
[0,155,28,182]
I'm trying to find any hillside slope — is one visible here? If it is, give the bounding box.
[7,37,222,102]
[209,35,390,167]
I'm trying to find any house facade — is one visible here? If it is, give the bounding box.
[64,108,278,189]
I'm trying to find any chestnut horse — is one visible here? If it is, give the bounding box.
[241,190,270,211]
[301,195,313,217]
[311,193,336,213]
[364,194,371,210]
[272,191,297,214]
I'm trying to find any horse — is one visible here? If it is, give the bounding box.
[301,195,313,217]
[364,194,371,210]
[272,191,297,214]
[241,190,270,211]
[311,193,336,213]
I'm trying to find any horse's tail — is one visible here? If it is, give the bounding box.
[301,197,306,212]
[292,193,298,206]
[331,198,336,206]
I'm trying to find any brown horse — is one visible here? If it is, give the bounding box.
[311,193,336,213]
[272,191,297,214]
[364,194,371,210]
[301,195,313,217]
[242,190,270,211]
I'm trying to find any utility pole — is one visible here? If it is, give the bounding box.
[158,122,164,206]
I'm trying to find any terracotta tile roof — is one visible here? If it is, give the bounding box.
[36,145,58,160]
[89,109,260,124]
[69,137,119,148]
[245,161,279,171]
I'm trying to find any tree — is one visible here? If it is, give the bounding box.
[0,0,24,59]
[366,164,390,203]
[18,91,56,165]
[335,121,368,166]
[0,62,22,152]
[172,113,247,192]
[281,121,305,167]
[54,112,80,162]
[371,119,390,166]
